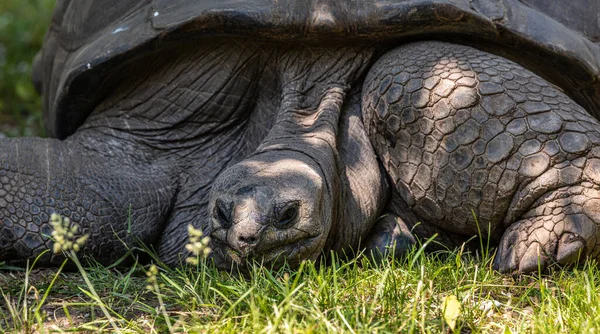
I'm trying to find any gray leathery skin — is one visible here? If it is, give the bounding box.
[0,40,388,269]
[1,40,276,265]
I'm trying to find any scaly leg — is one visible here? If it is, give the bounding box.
[362,41,600,273]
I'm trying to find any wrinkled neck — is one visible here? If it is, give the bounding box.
[255,46,374,174]
[256,46,374,153]
[251,45,375,252]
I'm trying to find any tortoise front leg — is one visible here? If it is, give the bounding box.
[364,193,476,259]
[0,133,177,265]
[362,41,600,273]
[363,204,416,260]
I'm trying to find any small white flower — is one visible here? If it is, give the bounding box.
[50,213,88,254]
[185,225,211,265]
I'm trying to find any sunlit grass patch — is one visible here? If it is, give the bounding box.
[1,239,600,333]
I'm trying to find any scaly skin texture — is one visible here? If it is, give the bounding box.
[0,137,175,264]
[363,41,600,273]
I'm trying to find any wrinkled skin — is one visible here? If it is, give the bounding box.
[2,38,600,274]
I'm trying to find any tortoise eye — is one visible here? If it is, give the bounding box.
[275,202,299,229]
[214,199,232,229]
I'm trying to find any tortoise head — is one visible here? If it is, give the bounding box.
[206,46,375,271]
[209,151,332,270]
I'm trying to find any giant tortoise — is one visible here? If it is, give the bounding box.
[1,0,600,273]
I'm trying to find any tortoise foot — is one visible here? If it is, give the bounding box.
[494,220,588,273]
[364,213,416,261]
[494,187,600,273]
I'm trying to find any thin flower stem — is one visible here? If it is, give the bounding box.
[68,250,122,334]
[154,280,174,333]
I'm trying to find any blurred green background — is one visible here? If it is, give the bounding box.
[0,0,55,137]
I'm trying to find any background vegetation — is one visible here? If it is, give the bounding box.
[0,0,54,137]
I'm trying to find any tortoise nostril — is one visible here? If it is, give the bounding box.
[238,234,258,245]
[229,221,263,251]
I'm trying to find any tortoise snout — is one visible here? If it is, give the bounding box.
[233,228,260,246]
[228,221,264,254]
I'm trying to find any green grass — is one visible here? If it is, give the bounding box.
[2,244,600,333]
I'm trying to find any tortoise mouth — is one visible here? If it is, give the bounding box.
[211,235,318,271]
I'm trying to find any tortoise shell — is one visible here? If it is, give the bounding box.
[35,0,600,139]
